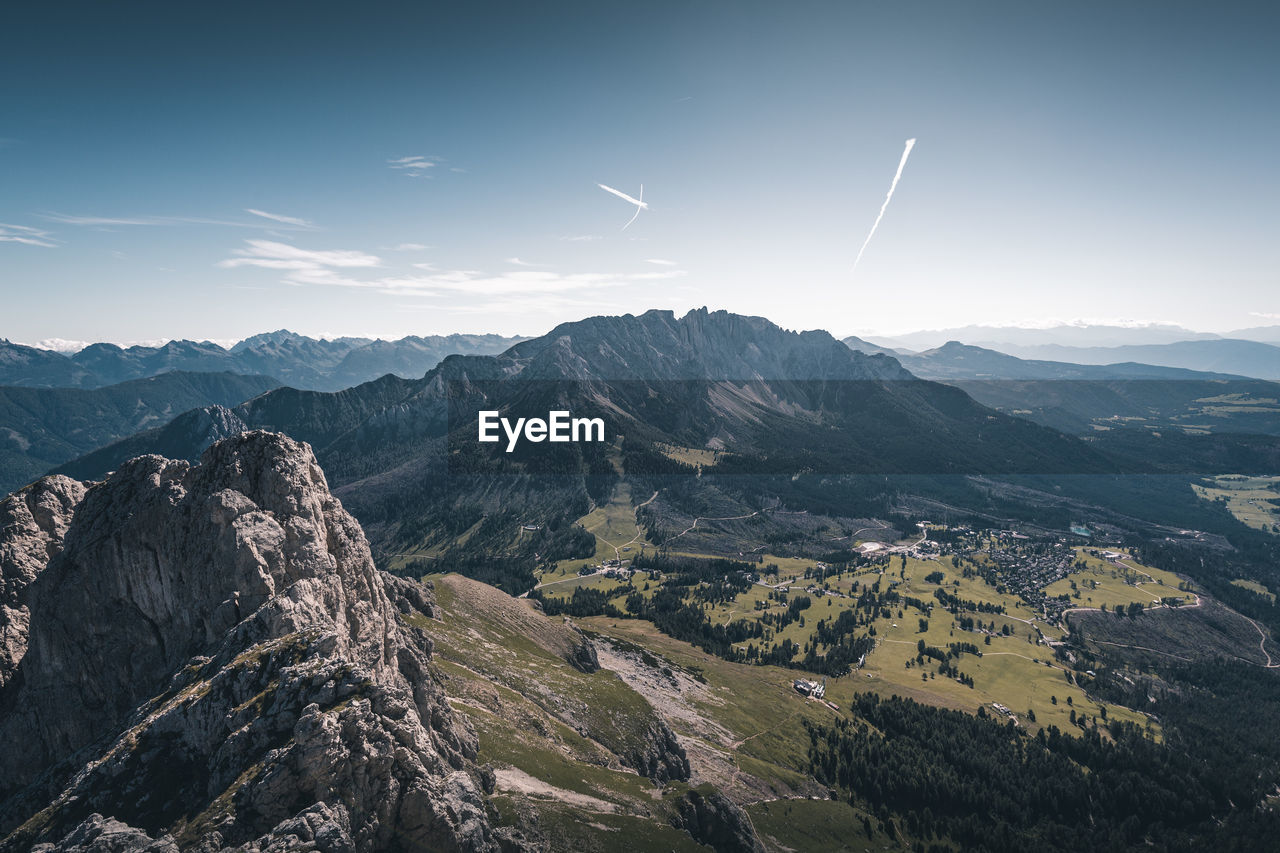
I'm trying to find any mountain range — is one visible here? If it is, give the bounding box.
[859,322,1280,351]
[0,331,525,391]
[45,308,1280,599]
[0,371,281,496]
[977,339,1280,381]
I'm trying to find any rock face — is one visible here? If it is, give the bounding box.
[0,475,86,689]
[0,432,501,852]
[672,789,765,853]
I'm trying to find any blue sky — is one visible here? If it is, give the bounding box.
[2,1,1277,345]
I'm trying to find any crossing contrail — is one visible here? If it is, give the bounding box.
[597,183,648,230]
[852,138,916,272]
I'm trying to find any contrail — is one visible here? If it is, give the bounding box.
[852,138,916,272]
[597,183,648,230]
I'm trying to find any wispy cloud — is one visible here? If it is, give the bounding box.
[645,258,678,266]
[1249,312,1280,321]
[218,239,684,298]
[387,155,438,177]
[218,240,380,286]
[0,223,56,247]
[506,257,543,267]
[41,212,313,230]
[387,242,431,251]
[559,234,602,242]
[245,208,316,228]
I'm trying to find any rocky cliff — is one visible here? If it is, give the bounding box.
[0,475,87,689]
[0,432,505,852]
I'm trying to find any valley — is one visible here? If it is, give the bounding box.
[4,310,1280,851]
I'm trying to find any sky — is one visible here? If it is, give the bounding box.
[2,0,1278,346]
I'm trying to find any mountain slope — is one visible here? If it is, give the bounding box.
[0,372,281,496]
[0,341,95,388]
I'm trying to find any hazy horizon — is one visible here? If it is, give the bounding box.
[11,312,1280,356]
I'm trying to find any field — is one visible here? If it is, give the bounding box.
[1193,475,1280,534]
[542,528,1169,740]
[420,571,895,851]
[1044,549,1194,611]
[1232,578,1276,602]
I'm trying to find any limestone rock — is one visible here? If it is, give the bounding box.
[0,475,87,688]
[672,788,765,853]
[0,432,503,852]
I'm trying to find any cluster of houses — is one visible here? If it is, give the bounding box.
[986,539,1075,620]
[578,558,634,580]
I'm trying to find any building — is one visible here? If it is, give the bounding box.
[793,677,826,699]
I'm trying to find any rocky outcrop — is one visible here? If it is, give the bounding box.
[628,718,691,785]
[0,475,86,688]
[672,788,764,853]
[0,432,502,852]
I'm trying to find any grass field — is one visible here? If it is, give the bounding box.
[1231,578,1276,602]
[559,544,1158,740]
[1044,549,1194,611]
[655,442,721,469]
[1193,475,1280,534]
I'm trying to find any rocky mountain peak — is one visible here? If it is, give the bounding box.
[0,432,501,852]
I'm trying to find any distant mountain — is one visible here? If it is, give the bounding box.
[1225,325,1280,344]
[860,323,1219,352]
[0,371,280,495]
[986,339,1280,381]
[59,309,1138,580]
[841,339,1280,436]
[0,331,526,390]
[840,335,903,357]
[860,340,1247,381]
[0,340,96,387]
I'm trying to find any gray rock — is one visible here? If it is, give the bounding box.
[672,788,764,853]
[30,813,177,853]
[0,475,86,688]
[0,432,506,852]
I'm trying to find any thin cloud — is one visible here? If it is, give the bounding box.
[387,242,431,251]
[506,257,543,267]
[388,155,438,177]
[1248,312,1280,320]
[560,234,602,242]
[645,258,678,266]
[218,240,381,287]
[0,223,56,247]
[218,239,684,298]
[245,208,315,228]
[41,212,312,230]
